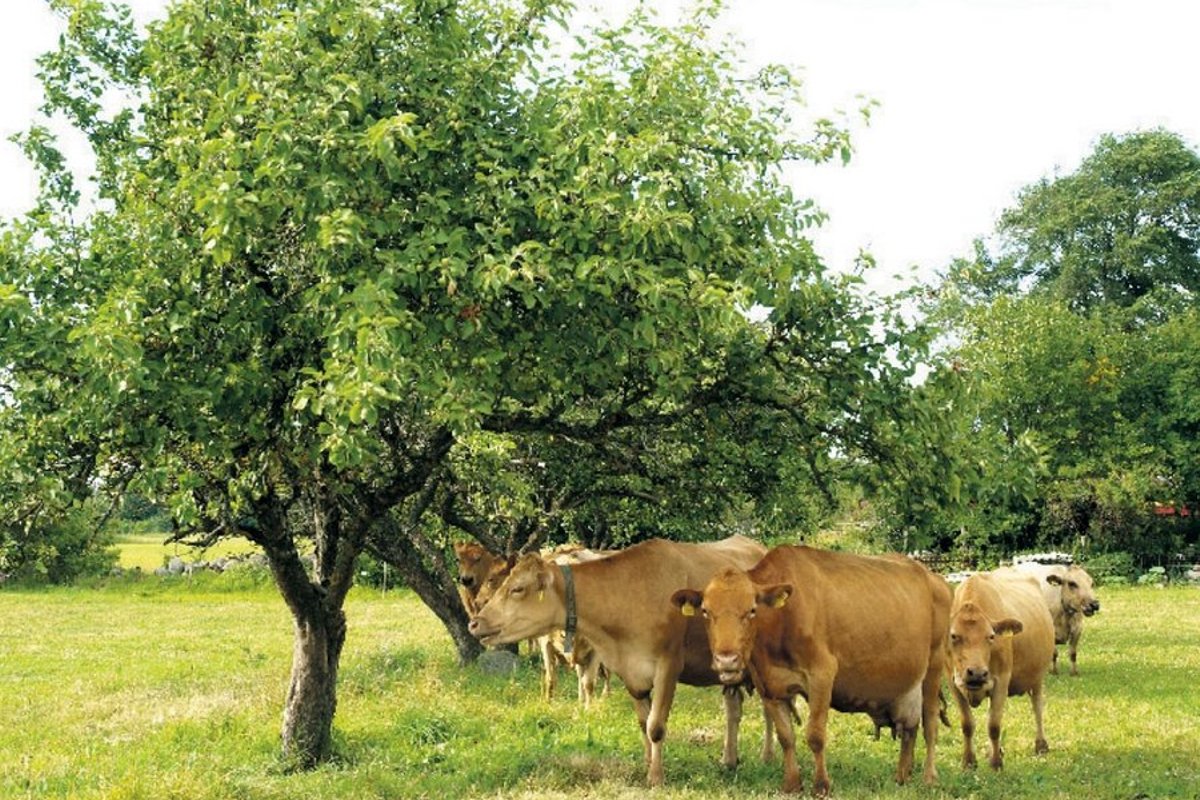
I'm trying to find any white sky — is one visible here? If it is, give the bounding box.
[3,0,1199,290]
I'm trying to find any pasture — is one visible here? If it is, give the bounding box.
[1,574,1197,799]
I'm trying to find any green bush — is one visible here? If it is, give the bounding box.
[1081,551,1137,583]
[1,501,118,585]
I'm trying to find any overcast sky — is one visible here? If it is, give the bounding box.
[4,0,1199,291]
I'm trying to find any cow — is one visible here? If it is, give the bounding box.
[474,545,612,708]
[1010,562,1100,676]
[670,545,951,796]
[453,541,505,616]
[468,535,772,787]
[947,570,1056,770]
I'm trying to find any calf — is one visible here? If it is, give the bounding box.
[1011,562,1100,675]
[672,545,951,796]
[453,541,504,616]
[948,570,1056,770]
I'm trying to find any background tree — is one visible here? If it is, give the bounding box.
[1,0,910,768]
[925,129,1200,563]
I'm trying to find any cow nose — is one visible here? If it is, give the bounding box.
[1085,600,1100,615]
[467,618,481,635]
[965,666,989,685]
[713,651,743,674]
[461,576,475,588]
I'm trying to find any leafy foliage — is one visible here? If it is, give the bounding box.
[923,130,1200,561]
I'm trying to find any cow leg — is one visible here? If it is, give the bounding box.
[805,676,835,796]
[761,700,779,763]
[1050,646,1059,676]
[951,684,977,770]
[720,686,742,769]
[1030,680,1049,755]
[1068,628,1081,676]
[575,663,593,709]
[986,682,1008,770]
[631,691,653,767]
[920,661,942,785]
[644,665,680,787]
[539,636,558,702]
[764,697,802,793]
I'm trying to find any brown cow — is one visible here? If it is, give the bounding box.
[453,541,504,616]
[947,570,1056,770]
[468,535,770,787]
[1010,562,1100,675]
[671,545,951,796]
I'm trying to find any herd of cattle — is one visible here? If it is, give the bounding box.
[456,535,1101,795]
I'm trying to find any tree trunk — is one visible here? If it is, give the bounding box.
[252,494,357,768]
[280,598,347,767]
[368,529,483,664]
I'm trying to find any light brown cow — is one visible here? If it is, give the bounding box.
[453,541,504,616]
[671,545,951,796]
[469,535,770,787]
[1011,562,1100,676]
[474,545,611,708]
[947,570,1056,770]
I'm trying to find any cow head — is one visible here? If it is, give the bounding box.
[948,600,1023,701]
[671,567,792,685]
[473,555,516,609]
[1046,565,1100,617]
[453,541,503,594]
[468,553,560,646]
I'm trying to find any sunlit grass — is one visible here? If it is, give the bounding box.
[113,532,263,571]
[1,578,1196,799]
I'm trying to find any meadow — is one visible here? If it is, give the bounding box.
[1,573,1197,800]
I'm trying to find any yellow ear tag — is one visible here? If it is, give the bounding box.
[537,590,544,602]
[680,604,696,617]
[773,594,788,609]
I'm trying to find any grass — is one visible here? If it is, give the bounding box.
[1,576,1197,799]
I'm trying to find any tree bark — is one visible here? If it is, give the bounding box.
[279,596,347,768]
[249,493,358,768]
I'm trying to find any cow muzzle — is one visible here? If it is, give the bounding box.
[461,575,476,589]
[962,665,990,691]
[712,651,745,684]
[1083,600,1100,616]
[467,617,497,644]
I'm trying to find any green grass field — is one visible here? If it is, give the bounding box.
[1,575,1197,799]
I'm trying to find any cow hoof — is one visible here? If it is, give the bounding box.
[1035,739,1049,755]
[812,778,832,797]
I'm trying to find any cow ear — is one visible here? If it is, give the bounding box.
[453,542,466,556]
[671,589,703,617]
[994,618,1024,636]
[758,583,793,610]
[1045,573,1063,586]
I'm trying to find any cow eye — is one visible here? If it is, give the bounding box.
[950,634,962,645]
[1068,581,1078,590]
[510,585,525,597]
[701,608,709,619]
[746,608,756,620]
[987,633,996,642]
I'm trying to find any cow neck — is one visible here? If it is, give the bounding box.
[558,563,578,654]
